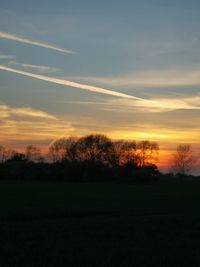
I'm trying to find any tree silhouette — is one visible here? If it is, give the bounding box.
[136,141,159,167]
[113,140,136,166]
[76,134,114,165]
[0,134,162,183]
[48,137,78,163]
[0,145,13,164]
[8,152,26,162]
[25,145,41,163]
[171,144,194,176]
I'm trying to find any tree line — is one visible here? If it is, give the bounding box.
[0,134,161,183]
[0,134,196,183]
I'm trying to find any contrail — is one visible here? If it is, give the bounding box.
[0,65,142,100]
[0,31,76,54]
[2,65,196,111]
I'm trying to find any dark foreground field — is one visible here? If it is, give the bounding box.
[1,181,200,266]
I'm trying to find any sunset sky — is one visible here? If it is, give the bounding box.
[1,0,200,171]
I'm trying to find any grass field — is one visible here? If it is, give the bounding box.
[1,180,200,266]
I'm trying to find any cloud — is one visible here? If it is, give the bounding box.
[0,103,56,119]
[9,60,59,72]
[13,107,56,119]
[1,65,200,113]
[0,103,74,146]
[0,54,15,60]
[0,104,104,147]
[19,63,59,72]
[74,68,200,88]
[0,31,76,54]
[61,94,200,113]
[0,65,141,100]
[131,96,200,112]
[0,119,74,145]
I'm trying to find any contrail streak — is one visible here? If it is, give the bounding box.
[2,65,196,111]
[0,31,76,54]
[0,65,142,100]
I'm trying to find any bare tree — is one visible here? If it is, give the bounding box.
[48,137,78,163]
[76,134,114,165]
[136,141,159,167]
[113,140,136,166]
[171,144,194,175]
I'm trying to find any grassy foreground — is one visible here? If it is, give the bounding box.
[0,181,200,266]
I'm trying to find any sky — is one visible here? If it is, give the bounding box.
[1,0,200,172]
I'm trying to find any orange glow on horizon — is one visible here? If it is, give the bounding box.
[1,119,200,173]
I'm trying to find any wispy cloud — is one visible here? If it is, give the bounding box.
[2,65,200,111]
[13,107,56,119]
[0,31,76,54]
[0,103,75,145]
[0,65,141,100]
[0,103,56,119]
[0,54,15,60]
[20,63,59,72]
[74,68,200,88]
[2,65,200,112]
[117,97,200,112]
[9,60,59,72]
[62,95,200,112]
[0,103,103,146]
[0,118,74,145]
